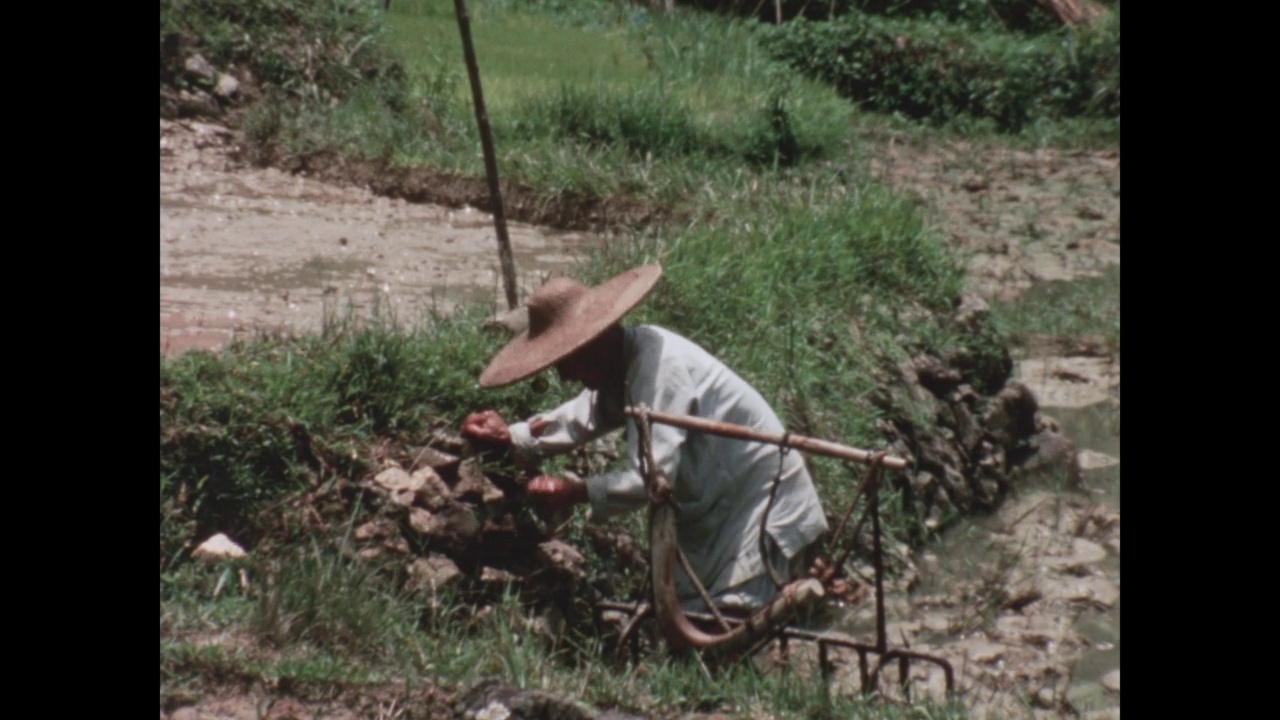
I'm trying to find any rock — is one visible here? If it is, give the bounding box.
[192,533,246,560]
[427,427,470,456]
[949,396,982,455]
[189,121,232,148]
[453,459,505,504]
[213,72,239,99]
[985,382,1039,445]
[1101,669,1119,692]
[912,354,963,397]
[177,89,220,117]
[410,502,480,548]
[413,467,453,509]
[954,292,990,328]
[1067,538,1107,565]
[170,708,198,720]
[407,553,462,592]
[408,445,462,475]
[476,701,511,720]
[455,677,599,720]
[408,507,438,535]
[1035,571,1118,609]
[354,519,397,541]
[383,535,410,555]
[956,638,1005,665]
[183,53,216,83]
[1033,687,1057,708]
[538,539,585,579]
[1077,448,1118,470]
[264,698,310,720]
[479,567,519,584]
[1016,429,1082,487]
[374,466,425,507]
[921,612,951,634]
[1066,683,1114,716]
[374,466,418,493]
[1068,576,1119,609]
[440,502,480,541]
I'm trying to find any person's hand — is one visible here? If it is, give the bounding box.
[526,474,588,513]
[461,410,511,446]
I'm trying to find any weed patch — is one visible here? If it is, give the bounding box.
[761,7,1119,134]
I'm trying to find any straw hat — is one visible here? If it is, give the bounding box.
[479,264,663,389]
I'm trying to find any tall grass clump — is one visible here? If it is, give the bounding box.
[252,542,422,658]
[575,179,974,513]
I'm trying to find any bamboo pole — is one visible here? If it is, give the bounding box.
[453,0,519,310]
[625,407,908,470]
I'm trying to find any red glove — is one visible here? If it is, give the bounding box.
[526,474,588,513]
[461,410,511,445]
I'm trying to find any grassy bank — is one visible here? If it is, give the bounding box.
[161,1,1116,716]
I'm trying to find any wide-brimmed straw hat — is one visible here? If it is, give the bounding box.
[478,264,663,388]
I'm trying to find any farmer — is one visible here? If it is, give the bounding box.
[462,264,828,612]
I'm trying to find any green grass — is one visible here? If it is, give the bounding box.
[360,1,855,206]
[162,554,970,717]
[386,0,650,114]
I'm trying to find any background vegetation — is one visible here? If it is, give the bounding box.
[161,0,1118,716]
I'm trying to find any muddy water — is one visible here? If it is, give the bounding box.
[1051,402,1120,712]
[159,119,600,356]
[896,365,1119,716]
[818,317,1120,715]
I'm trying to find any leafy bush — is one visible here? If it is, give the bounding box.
[760,8,1119,132]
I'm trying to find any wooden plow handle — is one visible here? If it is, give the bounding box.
[623,407,908,470]
[628,404,907,656]
[617,405,954,696]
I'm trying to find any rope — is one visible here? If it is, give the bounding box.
[759,432,792,590]
[634,402,729,631]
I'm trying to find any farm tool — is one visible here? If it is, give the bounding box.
[596,405,954,699]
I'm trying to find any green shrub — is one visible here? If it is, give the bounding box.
[760,8,1119,132]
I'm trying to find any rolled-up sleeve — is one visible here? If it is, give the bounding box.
[509,389,619,462]
[585,468,647,519]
